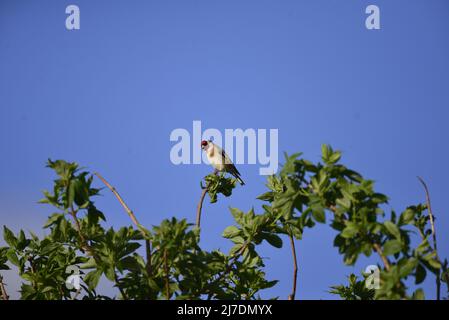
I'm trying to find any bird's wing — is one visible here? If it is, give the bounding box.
[221,149,241,176]
[220,148,233,165]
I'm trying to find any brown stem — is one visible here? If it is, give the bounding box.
[0,274,9,300]
[417,176,441,300]
[288,233,298,300]
[196,186,208,229]
[69,207,95,257]
[94,172,156,299]
[69,209,87,247]
[70,210,83,239]
[94,172,140,227]
[373,243,391,272]
[196,171,218,230]
[163,249,170,300]
[94,172,153,279]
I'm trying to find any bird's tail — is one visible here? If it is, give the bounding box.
[236,176,245,185]
[228,166,245,185]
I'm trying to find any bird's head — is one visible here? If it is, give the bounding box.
[201,140,210,151]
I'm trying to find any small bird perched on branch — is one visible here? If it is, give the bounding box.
[201,140,245,185]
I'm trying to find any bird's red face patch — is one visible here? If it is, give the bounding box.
[201,140,208,149]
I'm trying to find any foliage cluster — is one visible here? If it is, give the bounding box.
[1,146,448,300]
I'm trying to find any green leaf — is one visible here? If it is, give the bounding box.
[415,263,426,284]
[229,207,244,223]
[399,209,415,225]
[147,278,160,292]
[79,258,97,269]
[104,266,116,281]
[20,283,36,299]
[321,144,331,162]
[230,236,245,245]
[230,244,244,255]
[427,258,442,270]
[119,256,139,272]
[384,221,401,239]
[73,178,90,207]
[222,226,240,239]
[336,197,351,210]
[67,179,77,208]
[41,286,54,294]
[412,288,425,300]
[341,223,359,239]
[257,192,274,202]
[263,234,283,248]
[311,207,325,223]
[399,258,418,278]
[383,240,402,256]
[84,269,102,290]
[328,151,341,164]
[87,206,106,225]
[3,226,17,248]
[416,238,431,255]
[6,250,20,266]
[18,230,25,245]
[43,213,64,228]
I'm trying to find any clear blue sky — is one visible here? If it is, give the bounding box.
[1,0,448,299]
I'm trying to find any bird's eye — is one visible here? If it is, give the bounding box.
[201,140,208,146]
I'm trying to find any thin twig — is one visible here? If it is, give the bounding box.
[196,171,218,230]
[417,176,441,300]
[69,210,84,241]
[417,177,439,251]
[94,172,153,299]
[69,206,94,256]
[288,233,298,300]
[0,274,9,300]
[65,175,93,256]
[94,172,141,227]
[163,249,170,300]
[373,243,391,272]
[94,172,153,277]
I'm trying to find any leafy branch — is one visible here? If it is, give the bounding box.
[0,146,447,300]
[93,172,152,277]
[417,176,441,300]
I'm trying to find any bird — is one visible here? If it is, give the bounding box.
[201,140,245,185]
